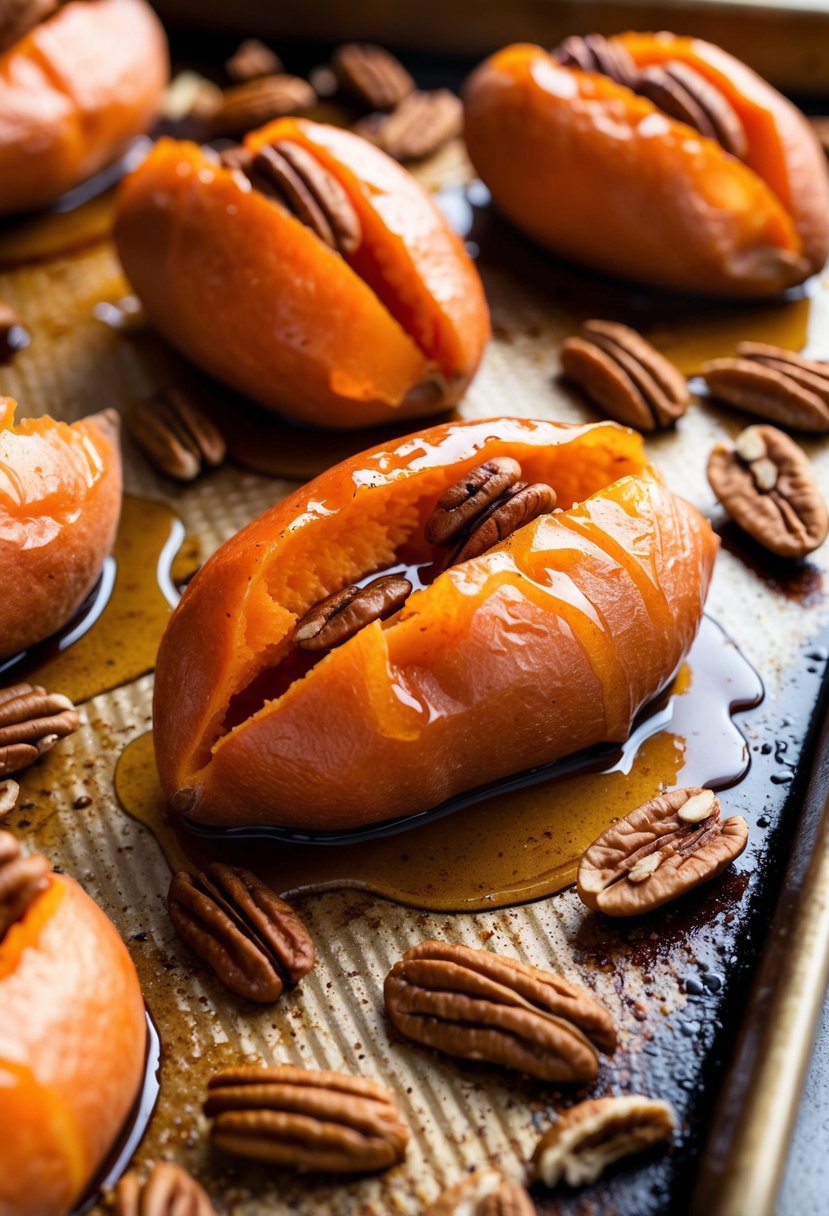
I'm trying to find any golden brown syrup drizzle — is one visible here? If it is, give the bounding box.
[0,495,197,704]
[114,616,762,912]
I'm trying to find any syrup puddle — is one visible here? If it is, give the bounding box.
[114,616,762,912]
[1,495,196,704]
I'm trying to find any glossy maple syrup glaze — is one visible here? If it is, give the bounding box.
[114,615,761,912]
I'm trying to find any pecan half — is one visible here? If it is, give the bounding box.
[384,940,616,1083]
[332,43,414,111]
[208,75,316,138]
[577,787,748,917]
[126,386,226,482]
[355,89,463,161]
[551,34,639,91]
[114,1162,215,1216]
[168,864,314,1003]
[425,457,523,546]
[708,424,828,558]
[532,1095,676,1188]
[225,39,283,83]
[0,683,79,776]
[226,140,362,255]
[0,780,19,821]
[637,61,747,159]
[701,344,829,433]
[426,1169,535,1216]
[561,321,689,431]
[294,574,412,651]
[0,831,50,939]
[453,481,557,564]
[204,1064,410,1173]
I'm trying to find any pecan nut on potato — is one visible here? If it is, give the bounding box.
[384,941,616,1083]
[0,399,122,661]
[464,34,829,297]
[114,118,489,429]
[0,832,146,1216]
[152,416,717,832]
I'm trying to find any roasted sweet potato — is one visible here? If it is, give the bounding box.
[0,401,122,659]
[0,0,168,216]
[463,36,829,297]
[153,417,717,830]
[114,119,490,429]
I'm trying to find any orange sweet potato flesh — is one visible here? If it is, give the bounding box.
[0,873,146,1216]
[114,120,489,429]
[153,418,717,831]
[463,39,829,297]
[0,400,122,659]
[0,0,168,216]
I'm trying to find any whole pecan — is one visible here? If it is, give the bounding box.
[114,1162,215,1216]
[332,42,414,111]
[425,457,523,547]
[452,481,557,564]
[126,387,226,482]
[0,831,50,939]
[532,1095,676,1188]
[708,424,828,558]
[384,940,616,1083]
[701,343,829,433]
[637,61,747,159]
[0,780,19,820]
[426,1169,535,1215]
[0,683,79,776]
[204,1064,410,1173]
[355,89,463,161]
[208,75,316,138]
[294,574,412,651]
[226,140,362,255]
[577,787,748,916]
[561,320,689,431]
[551,34,639,91]
[168,864,314,1003]
[225,38,283,83]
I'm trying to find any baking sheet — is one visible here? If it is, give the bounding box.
[2,127,829,1216]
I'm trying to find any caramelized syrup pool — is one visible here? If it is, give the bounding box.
[114,616,762,912]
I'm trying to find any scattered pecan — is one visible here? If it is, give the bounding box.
[168,864,314,1003]
[204,1064,410,1173]
[355,89,463,161]
[637,61,747,159]
[113,1162,215,1216]
[161,72,223,124]
[425,457,523,546]
[0,298,28,363]
[294,574,412,651]
[0,780,19,820]
[577,787,748,916]
[551,34,639,91]
[384,940,616,1083]
[125,386,226,482]
[708,424,829,558]
[701,343,829,432]
[226,39,283,83]
[224,140,362,255]
[332,43,414,111]
[0,683,79,776]
[208,75,316,139]
[0,831,50,939]
[426,1169,535,1215]
[561,321,689,431]
[532,1095,676,1188]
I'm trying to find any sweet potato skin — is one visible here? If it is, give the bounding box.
[153,418,717,831]
[113,121,489,429]
[0,873,146,1216]
[0,403,122,659]
[463,39,829,298]
[0,0,168,216]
